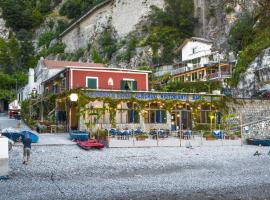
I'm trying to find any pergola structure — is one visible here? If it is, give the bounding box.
[55,89,224,133]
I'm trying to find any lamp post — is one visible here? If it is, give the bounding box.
[210,115,215,134]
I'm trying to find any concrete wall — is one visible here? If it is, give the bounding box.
[227,99,270,139]
[0,137,9,177]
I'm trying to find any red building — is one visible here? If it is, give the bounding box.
[43,61,150,93]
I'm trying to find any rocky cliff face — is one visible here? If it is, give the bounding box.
[0,11,9,39]
[194,0,257,52]
[233,47,270,98]
[61,0,164,53]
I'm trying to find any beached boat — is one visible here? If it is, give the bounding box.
[77,140,105,150]
[69,130,88,141]
[2,129,39,143]
[247,138,270,146]
[21,130,39,143]
[1,131,21,142]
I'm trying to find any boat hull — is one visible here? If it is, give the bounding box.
[77,140,105,150]
[247,139,270,146]
[69,130,88,141]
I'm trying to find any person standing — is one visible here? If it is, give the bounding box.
[22,134,32,165]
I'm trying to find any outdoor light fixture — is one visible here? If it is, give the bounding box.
[70,93,78,102]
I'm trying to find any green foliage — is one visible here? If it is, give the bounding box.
[0,0,57,32]
[228,15,255,53]
[225,6,235,14]
[55,20,69,34]
[38,32,56,48]
[144,0,197,64]
[98,28,117,61]
[59,0,106,20]
[163,81,222,93]
[230,27,270,86]
[39,42,66,57]
[117,37,138,62]
[91,48,103,63]
[59,0,82,19]
[0,35,35,74]
[0,72,27,99]
[193,124,210,131]
[229,1,270,86]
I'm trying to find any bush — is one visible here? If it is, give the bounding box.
[38,32,56,48]
[143,0,197,65]
[91,48,103,63]
[228,15,255,53]
[163,81,222,93]
[193,124,210,131]
[230,27,270,86]
[225,6,235,14]
[98,28,118,60]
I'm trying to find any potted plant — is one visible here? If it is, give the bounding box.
[96,129,109,147]
[204,131,216,140]
[135,133,148,141]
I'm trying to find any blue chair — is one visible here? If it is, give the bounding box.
[212,130,223,139]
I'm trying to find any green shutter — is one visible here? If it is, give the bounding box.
[132,81,137,91]
[120,80,125,90]
[87,78,97,89]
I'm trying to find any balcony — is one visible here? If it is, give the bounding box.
[206,71,232,80]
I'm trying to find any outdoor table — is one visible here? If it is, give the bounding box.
[50,125,57,133]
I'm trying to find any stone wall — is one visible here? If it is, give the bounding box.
[61,0,164,53]
[227,99,270,139]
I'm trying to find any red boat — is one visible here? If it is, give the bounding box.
[77,139,105,150]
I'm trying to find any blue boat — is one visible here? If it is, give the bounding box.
[21,130,39,143]
[2,131,21,142]
[2,130,39,143]
[247,138,270,146]
[69,130,89,141]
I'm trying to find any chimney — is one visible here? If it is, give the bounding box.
[28,68,35,86]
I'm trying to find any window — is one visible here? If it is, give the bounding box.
[120,79,137,91]
[61,78,66,92]
[53,83,58,94]
[144,103,167,124]
[116,102,140,124]
[45,87,49,94]
[86,77,98,89]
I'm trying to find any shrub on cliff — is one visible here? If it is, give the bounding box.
[145,0,197,65]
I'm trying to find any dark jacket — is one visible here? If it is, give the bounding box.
[22,138,32,149]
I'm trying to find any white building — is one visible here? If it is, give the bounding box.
[172,37,233,83]
[177,37,214,71]
[17,58,66,102]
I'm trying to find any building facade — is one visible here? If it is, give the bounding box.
[17,58,105,102]
[172,37,233,83]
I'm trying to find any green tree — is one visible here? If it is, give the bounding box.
[228,15,255,53]
[145,0,197,64]
[91,48,103,63]
[98,28,117,60]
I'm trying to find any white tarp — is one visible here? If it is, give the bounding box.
[0,137,9,177]
[8,100,21,110]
